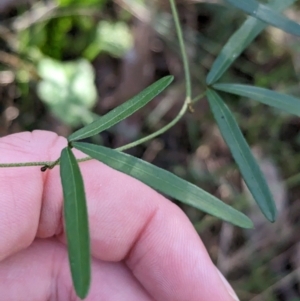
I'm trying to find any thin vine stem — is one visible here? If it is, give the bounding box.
[0,161,53,168]
[119,0,193,151]
[117,91,206,152]
[169,0,192,103]
[0,156,92,169]
[192,91,206,104]
[117,101,188,152]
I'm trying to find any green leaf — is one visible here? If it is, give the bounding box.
[206,89,277,222]
[60,147,91,299]
[68,76,174,142]
[213,83,300,116]
[206,0,296,85]
[73,142,253,229]
[224,0,300,37]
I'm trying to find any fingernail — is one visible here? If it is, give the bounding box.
[217,269,240,301]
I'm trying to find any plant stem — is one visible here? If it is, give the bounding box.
[0,156,91,168]
[192,92,206,104]
[0,161,52,168]
[117,102,188,151]
[169,0,192,103]
[117,92,206,151]
[119,0,193,151]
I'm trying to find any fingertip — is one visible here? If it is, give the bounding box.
[0,131,66,260]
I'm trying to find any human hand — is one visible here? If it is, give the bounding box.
[0,130,239,301]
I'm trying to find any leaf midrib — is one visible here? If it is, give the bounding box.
[66,150,85,278]
[213,95,272,216]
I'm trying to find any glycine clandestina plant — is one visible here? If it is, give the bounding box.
[2,0,300,298]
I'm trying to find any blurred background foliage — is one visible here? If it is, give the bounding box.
[1,0,300,300]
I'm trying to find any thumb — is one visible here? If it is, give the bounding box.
[217,268,240,301]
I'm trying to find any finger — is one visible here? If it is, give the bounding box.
[0,131,52,260]
[0,239,154,301]
[0,130,238,301]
